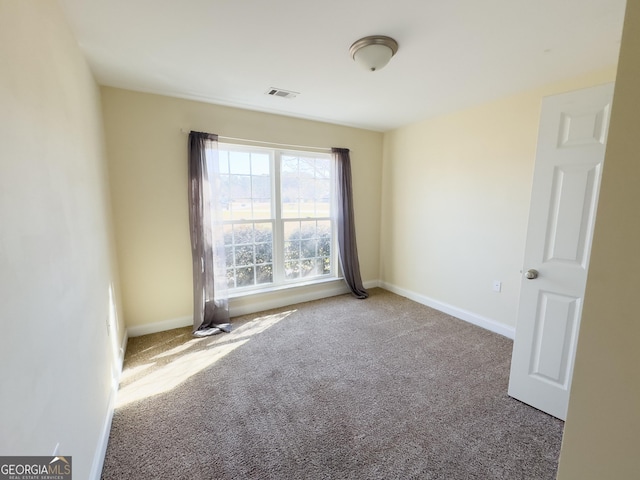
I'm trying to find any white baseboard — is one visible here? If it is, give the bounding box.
[89,387,116,480]
[127,315,192,338]
[363,279,380,289]
[124,279,513,341]
[379,281,515,339]
[126,278,382,338]
[119,330,128,370]
[89,331,128,480]
[229,278,351,317]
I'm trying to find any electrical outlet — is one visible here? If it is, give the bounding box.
[492,280,502,292]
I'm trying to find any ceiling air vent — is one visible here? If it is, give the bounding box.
[266,87,299,99]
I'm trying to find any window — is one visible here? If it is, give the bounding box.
[214,144,335,292]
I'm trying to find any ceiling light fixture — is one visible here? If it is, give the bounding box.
[349,35,399,72]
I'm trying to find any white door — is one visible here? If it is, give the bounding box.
[508,83,614,420]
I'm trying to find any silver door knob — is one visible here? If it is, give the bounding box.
[525,269,539,280]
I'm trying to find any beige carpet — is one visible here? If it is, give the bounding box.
[102,288,563,479]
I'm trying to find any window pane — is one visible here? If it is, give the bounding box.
[223,222,273,289]
[301,239,316,258]
[218,174,230,206]
[284,261,299,280]
[229,224,249,244]
[285,240,300,261]
[284,220,301,240]
[299,199,314,218]
[256,264,273,284]
[322,258,331,275]
[281,156,298,216]
[251,153,270,175]
[281,174,299,198]
[223,224,233,245]
[318,236,331,257]
[255,242,272,264]
[282,202,299,218]
[236,266,254,287]
[235,245,254,267]
[300,258,315,277]
[300,220,316,239]
[315,158,330,179]
[281,173,299,218]
[281,155,331,220]
[229,200,251,220]
[229,151,251,174]
[216,149,273,222]
[254,223,273,243]
[282,156,298,173]
[226,269,236,288]
[252,175,271,199]
[225,246,234,267]
[300,176,315,201]
[298,157,315,176]
[315,179,330,216]
[213,150,228,175]
[251,199,271,219]
[318,220,331,251]
[230,175,251,199]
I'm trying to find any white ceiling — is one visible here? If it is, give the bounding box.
[58,0,626,132]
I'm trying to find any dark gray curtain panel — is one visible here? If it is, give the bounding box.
[332,148,368,299]
[188,131,231,336]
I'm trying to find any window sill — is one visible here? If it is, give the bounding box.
[228,276,344,300]
[227,277,349,317]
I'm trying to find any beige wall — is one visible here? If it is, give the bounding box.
[101,88,383,330]
[558,0,640,477]
[0,1,124,478]
[380,67,616,331]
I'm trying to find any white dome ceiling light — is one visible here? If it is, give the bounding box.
[349,35,399,72]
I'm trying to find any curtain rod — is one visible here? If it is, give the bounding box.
[180,128,332,152]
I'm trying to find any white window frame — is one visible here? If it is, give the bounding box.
[218,142,338,294]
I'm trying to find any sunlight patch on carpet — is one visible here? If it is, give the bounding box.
[151,338,203,360]
[226,310,295,341]
[118,362,155,383]
[116,339,249,408]
[116,310,294,408]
